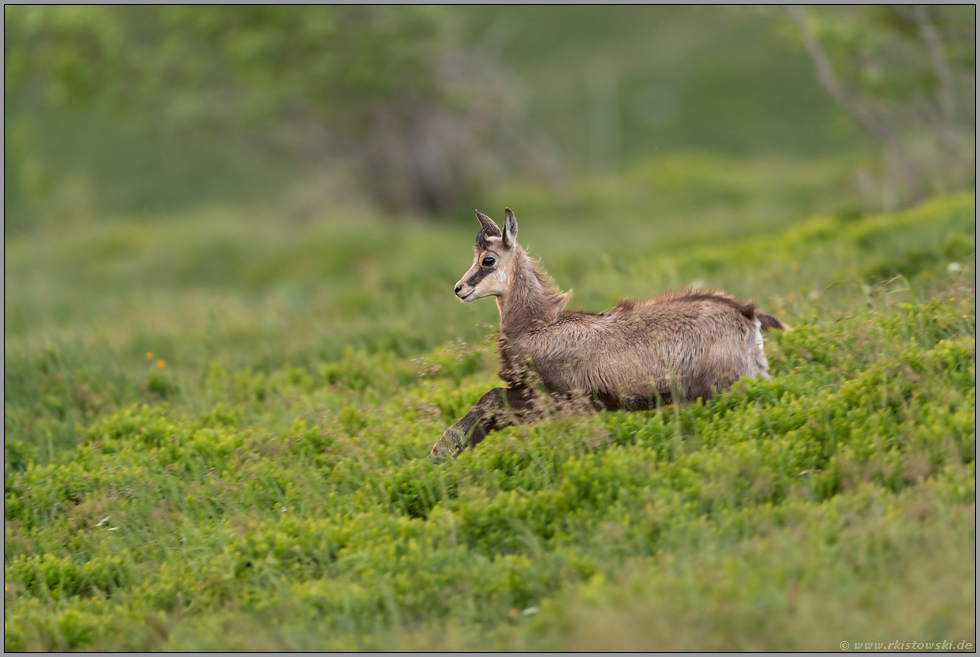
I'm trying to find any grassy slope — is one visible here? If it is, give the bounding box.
[4,189,975,650]
[4,151,867,466]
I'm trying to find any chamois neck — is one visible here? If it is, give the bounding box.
[497,247,569,336]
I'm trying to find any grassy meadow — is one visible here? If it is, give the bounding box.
[4,150,976,648]
[4,5,976,651]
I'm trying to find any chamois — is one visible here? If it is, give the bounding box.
[429,208,788,460]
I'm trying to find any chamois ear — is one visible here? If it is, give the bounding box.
[502,207,518,249]
[475,210,501,238]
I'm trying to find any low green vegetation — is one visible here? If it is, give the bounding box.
[6,5,974,650]
[4,178,974,649]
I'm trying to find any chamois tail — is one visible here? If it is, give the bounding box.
[757,312,790,332]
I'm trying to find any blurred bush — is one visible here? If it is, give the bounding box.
[4,6,546,223]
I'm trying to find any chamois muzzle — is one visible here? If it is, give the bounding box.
[455,280,474,300]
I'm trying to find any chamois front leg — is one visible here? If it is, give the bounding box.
[429,386,535,460]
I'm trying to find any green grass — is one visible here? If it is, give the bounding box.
[3,165,976,650]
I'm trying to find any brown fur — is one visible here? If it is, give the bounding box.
[430,208,787,459]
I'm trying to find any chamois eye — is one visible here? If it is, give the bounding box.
[482,256,496,267]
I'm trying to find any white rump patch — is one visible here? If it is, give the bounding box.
[752,318,770,378]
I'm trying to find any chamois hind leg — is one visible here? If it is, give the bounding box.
[429,386,535,460]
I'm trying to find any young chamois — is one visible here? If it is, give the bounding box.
[429,208,788,460]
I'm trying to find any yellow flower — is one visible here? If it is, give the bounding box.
[146,352,153,360]
[156,360,166,369]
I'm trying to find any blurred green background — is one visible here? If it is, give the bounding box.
[3,7,976,650]
[9,5,973,229]
[4,5,976,458]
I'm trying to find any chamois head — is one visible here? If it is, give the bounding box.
[454,208,519,302]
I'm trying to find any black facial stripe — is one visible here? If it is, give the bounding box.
[466,268,491,287]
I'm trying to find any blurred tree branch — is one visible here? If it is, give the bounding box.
[911,5,957,124]
[785,5,922,201]
[783,5,974,207]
